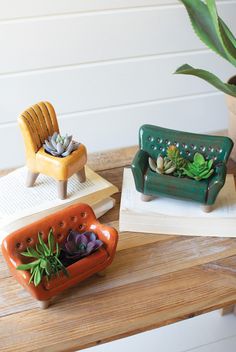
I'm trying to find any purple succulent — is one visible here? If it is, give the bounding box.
[60,230,103,266]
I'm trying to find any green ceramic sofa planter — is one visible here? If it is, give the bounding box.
[131,124,233,212]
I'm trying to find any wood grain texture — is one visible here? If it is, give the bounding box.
[1,150,236,352]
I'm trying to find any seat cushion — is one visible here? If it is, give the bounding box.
[43,246,108,291]
[144,168,209,203]
[36,144,87,180]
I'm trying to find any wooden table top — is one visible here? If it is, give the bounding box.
[1,146,236,352]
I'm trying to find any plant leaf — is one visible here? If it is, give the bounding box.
[56,242,60,257]
[194,152,205,165]
[206,0,236,65]
[175,64,236,97]
[48,228,54,255]
[38,232,50,256]
[179,0,229,62]
[148,157,157,172]
[26,247,41,259]
[20,251,35,258]
[219,18,236,50]
[33,266,42,286]
[17,260,40,270]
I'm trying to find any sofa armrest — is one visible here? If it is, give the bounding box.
[89,221,118,259]
[131,149,149,193]
[206,163,227,205]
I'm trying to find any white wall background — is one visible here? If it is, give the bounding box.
[0,0,236,169]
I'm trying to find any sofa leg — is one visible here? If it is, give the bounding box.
[57,180,67,200]
[96,270,106,277]
[141,194,153,202]
[77,167,86,183]
[201,205,212,213]
[26,170,39,187]
[38,300,50,309]
[220,305,236,316]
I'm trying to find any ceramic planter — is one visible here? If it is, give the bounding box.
[1,203,118,309]
[132,124,233,212]
[18,101,87,200]
[226,76,236,162]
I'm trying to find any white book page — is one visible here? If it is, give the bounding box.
[0,166,117,227]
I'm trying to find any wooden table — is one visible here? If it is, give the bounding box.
[1,146,236,352]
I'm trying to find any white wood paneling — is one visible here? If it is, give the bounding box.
[81,310,236,352]
[0,93,228,168]
[0,51,234,125]
[190,335,236,352]
[0,3,235,74]
[0,0,229,20]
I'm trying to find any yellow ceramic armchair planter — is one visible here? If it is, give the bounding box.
[18,102,87,199]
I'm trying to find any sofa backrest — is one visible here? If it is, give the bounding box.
[1,203,96,265]
[139,124,233,164]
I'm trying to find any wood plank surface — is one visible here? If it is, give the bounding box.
[0,150,236,352]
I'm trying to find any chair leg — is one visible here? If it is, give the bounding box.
[57,180,67,200]
[201,205,212,213]
[38,300,50,309]
[141,194,153,202]
[26,170,39,187]
[220,305,236,316]
[77,167,86,183]
[96,270,106,277]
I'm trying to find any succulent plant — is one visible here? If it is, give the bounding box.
[43,131,80,157]
[16,229,68,286]
[181,152,214,181]
[60,230,103,266]
[149,155,176,175]
[167,145,187,169]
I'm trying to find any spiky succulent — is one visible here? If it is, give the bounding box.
[60,230,103,267]
[149,155,176,175]
[181,153,214,181]
[175,0,236,97]
[167,145,187,171]
[43,131,80,157]
[16,229,68,286]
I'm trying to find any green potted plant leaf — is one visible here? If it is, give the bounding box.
[175,0,236,161]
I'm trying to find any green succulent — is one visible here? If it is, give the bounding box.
[16,229,68,286]
[175,0,236,97]
[43,131,80,157]
[167,145,187,176]
[181,153,214,181]
[149,155,176,175]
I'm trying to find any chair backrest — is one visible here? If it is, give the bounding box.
[18,101,59,160]
[1,203,96,266]
[139,124,233,164]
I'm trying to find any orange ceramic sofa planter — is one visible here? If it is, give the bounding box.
[1,203,118,309]
[18,101,87,199]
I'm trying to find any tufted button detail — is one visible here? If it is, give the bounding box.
[200,146,206,152]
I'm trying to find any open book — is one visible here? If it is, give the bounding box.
[0,166,118,243]
[119,168,236,237]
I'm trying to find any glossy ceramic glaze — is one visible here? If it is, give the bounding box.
[18,101,87,181]
[1,203,118,302]
[132,124,233,205]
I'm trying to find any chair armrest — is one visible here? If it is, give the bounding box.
[89,221,118,259]
[206,163,227,205]
[131,149,149,193]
